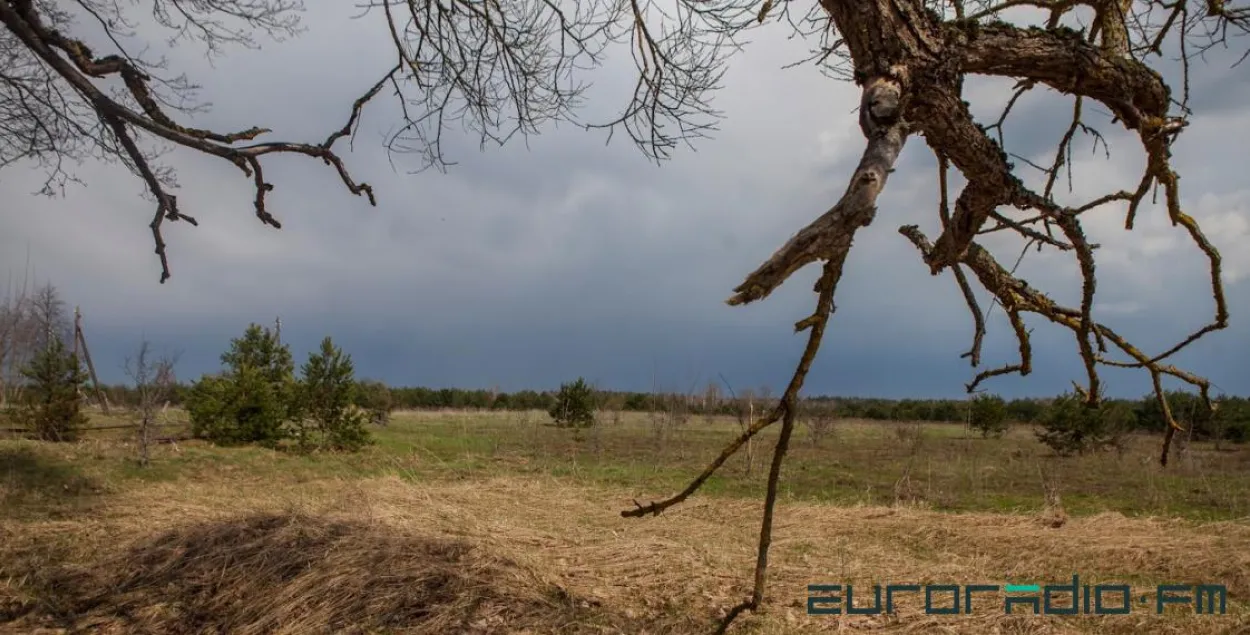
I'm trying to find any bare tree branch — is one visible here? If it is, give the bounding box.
[0,0,384,282]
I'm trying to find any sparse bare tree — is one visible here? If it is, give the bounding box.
[4,0,1246,630]
[0,281,29,408]
[648,388,692,451]
[29,282,70,351]
[124,339,180,467]
[717,378,756,476]
[802,399,836,447]
[0,0,742,281]
[0,278,69,406]
[702,381,721,424]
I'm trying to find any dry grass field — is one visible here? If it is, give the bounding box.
[2,409,1249,634]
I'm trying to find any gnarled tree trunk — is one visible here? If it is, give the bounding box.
[627,1,1231,631]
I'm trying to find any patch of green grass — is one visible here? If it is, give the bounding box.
[0,443,106,519]
[4,410,1249,522]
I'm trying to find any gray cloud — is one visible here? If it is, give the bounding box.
[1,6,1247,399]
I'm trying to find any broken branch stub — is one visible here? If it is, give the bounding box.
[726,77,910,306]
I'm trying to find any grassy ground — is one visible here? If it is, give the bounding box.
[2,409,1248,634]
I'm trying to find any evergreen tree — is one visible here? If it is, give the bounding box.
[1036,393,1134,456]
[186,324,297,447]
[969,393,1008,438]
[16,338,89,442]
[549,378,596,429]
[297,337,370,450]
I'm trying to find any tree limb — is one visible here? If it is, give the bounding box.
[950,20,1169,131]
[726,75,910,305]
[0,0,385,282]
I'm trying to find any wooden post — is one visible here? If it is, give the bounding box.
[72,307,83,401]
[72,307,81,358]
[74,308,110,415]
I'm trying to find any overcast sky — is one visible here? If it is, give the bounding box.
[1,5,1247,399]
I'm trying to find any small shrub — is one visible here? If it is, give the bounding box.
[803,405,837,446]
[14,338,89,442]
[187,368,292,447]
[1036,393,1133,456]
[124,340,179,467]
[622,393,649,411]
[186,324,297,447]
[648,392,690,445]
[969,393,1008,438]
[1214,397,1250,444]
[186,374,233,441]
[892,421,925,456]
[354,380,394,426]
[549,378,596,428]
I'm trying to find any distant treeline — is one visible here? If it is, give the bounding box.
[86,382,1250,442]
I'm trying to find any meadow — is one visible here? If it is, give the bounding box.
[2,409,1248,634]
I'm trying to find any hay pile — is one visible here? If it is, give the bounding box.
[6,512,607,634]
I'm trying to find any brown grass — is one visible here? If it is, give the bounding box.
[2,412,1249,633]
[5,511,604,635]
[2,471,1248,634]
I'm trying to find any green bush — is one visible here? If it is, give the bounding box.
[185,374,232,442]
[1036,393,1134,456]
[1213,397,1250,444]
[490,392,512,410]
[1133,390,1208,435]
[187,368,292,446]
[354,379,394,425]
[930,400,961,422]
[968,393,1008,438]
[1006,398,1045,423]
[622,393,649,411]
[14,338,89,442]
[186,324,297,447]
[549,378,596,428]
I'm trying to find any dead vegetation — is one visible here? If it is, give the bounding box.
[0,472,1247,634]
[2,511,619,635]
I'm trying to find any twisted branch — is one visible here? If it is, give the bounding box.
[899,225,1211,465]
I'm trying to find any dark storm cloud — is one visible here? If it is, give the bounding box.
[0,5,1247,398]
